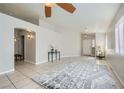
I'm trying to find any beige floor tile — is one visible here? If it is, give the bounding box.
[7,70,22,78]
[23,72,40,78]
[17,67,34,73]
[20,81,41,89]
[33,68,48,73]
[0,57,123,89]
[14,78,37,88]
[2,84,16,89]
[0,75,11,88]
[7,71,27,83]
[17,69,38,77]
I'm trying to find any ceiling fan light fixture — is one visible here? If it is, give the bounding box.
[45,3,55,7]
[44,3,76,17]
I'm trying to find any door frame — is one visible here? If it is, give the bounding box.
[81,33,96,57]
[14,28,36,65]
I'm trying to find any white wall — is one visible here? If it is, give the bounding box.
[39,20,56,31]
[0,13,81,74]
[96,33,105,48]
[19,30,36,63]
[0,14,14,74]
[25,32,36,63]
[106,4,124,85]
[36,21,81,64]
[36,27,61,64]
[59,28,81,57]
[14,30,20,54]
[0,13,39,74]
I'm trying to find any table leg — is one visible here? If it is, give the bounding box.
[59,52,60,60]
[48,52,50,62]
[56,52,57,60]
[51,52,53,62]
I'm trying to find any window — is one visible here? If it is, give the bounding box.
[115,17,124,55]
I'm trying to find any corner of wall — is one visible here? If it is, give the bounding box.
[0,69,14,75]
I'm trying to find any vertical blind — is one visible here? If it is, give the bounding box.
[115,17,124,55]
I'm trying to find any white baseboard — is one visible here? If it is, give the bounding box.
[35,55,80,65]
[0,69,14,75]
[61,55,80,58]
[107,62,124,87]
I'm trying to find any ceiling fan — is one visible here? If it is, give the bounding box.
[44,3,76,17]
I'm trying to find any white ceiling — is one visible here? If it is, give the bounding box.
[0,3,121,33]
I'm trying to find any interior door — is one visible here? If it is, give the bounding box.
[82,39,92,56]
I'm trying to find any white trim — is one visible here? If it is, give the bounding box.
[35,55,80,65]
[0,69,14,75]
[61,55,80,58]
[107,62,124,87]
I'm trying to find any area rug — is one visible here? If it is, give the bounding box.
[32,59,117,89]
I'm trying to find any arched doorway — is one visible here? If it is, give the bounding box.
[14,28,36,67]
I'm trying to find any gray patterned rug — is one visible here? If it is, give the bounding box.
[32,58,117,89]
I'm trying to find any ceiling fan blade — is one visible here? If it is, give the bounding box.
[45,6,51,17]
[56,3,76,13]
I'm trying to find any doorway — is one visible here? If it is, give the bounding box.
[81,33,96,57]
[82,39,92,56]
[14,28,36,66]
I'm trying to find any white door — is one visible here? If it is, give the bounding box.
[82,39,92,56]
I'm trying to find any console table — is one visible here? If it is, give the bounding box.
[48,51,60,62]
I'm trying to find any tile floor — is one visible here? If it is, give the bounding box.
[0,57,123,89]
